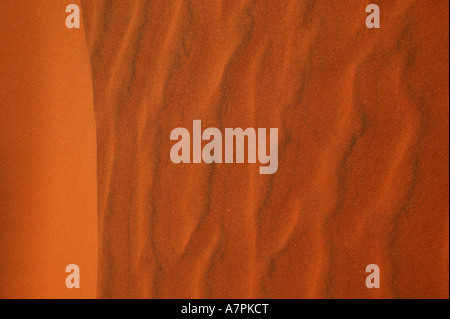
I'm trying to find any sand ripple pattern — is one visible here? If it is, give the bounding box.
[81,0,449,298]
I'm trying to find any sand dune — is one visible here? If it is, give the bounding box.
[0,1,97,299]
[80,0,448,298]
[0,1,447,299]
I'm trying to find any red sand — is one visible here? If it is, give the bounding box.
[81,0,449,298]
[0,0,448,299]
[0,1,97,298]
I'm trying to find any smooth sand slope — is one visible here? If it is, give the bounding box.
[0,1,97,298]
[81,0,448,298]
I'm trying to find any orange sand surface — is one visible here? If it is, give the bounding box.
[81,0,448,298]
[0,1,97,298]
[0,0,448,299]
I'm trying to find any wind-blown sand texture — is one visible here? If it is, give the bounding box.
[0,1,448,299]
[80,0,448,299]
